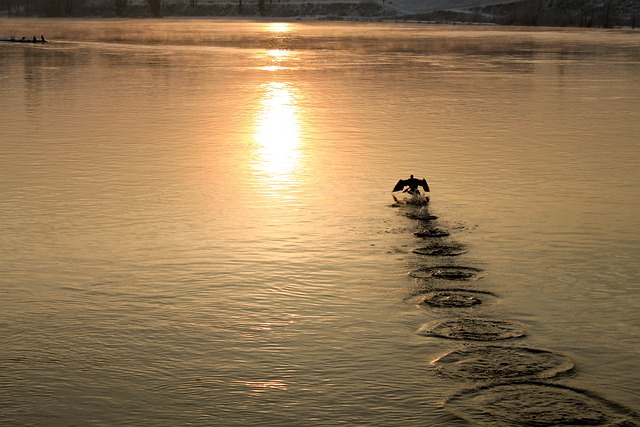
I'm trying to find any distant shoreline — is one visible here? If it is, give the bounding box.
[1,1,639,29]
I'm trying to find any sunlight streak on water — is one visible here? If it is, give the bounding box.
[253,80,303,198]
[265,22,292,34]
[260,48,293,71]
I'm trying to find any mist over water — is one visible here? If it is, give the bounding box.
[1,19,639,426]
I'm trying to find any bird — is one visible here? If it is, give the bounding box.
[392,175,430,194]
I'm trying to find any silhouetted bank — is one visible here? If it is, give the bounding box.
[1,0,639,28]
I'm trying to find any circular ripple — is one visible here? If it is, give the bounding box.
[409,266,483,280]
[417,318,527,341]
[419,291,482,308]
[408,287,497,302]
[405,212,438,221]
[413,243,467,256]
[414,229,450,238]
[432,346,574,381]
[446,382,638,427]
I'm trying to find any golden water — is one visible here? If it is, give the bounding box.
[1,19,639,425]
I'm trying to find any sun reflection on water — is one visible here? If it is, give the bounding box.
[266,22,292,34]
[253,80,302,197]
[260,49,293,71]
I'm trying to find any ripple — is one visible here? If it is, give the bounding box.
[409,265,483,280]
[413,242,467,257]
[432,345,574,381]
[419,291,482,308]
[413,228,450,238]
[405,212,439,221]
[407,287,497,302]
[445,382,639,426]
[392,194,430,206]
[417,318,527,341]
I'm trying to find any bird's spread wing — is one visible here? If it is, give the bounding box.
[392,179,406,192]
[420,179,430,192]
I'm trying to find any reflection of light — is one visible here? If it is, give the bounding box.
[253,81,301,194]
[256,322,273,331]
[244,380,288,392]
[266,22,291,33]
[268,49,289,59]
[261,49,291,72]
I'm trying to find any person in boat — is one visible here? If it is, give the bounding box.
[41,35,46,42]
[392,175,430,195]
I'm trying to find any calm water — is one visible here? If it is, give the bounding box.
[1,19,639,426]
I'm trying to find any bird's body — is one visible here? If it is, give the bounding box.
[392,175,430,194]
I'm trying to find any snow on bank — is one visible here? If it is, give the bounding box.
[388,0,518,14]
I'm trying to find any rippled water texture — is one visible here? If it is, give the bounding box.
[446,382,638,426]
[1,19,639,426]
[432,345,575,381]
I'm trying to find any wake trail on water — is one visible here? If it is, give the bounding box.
[389,189,639,426]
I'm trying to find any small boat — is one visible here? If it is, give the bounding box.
[1,36,48,44]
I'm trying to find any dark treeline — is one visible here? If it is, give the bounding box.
[2,0,85,16]
[401,0,639,28]
[1,0,638,27]
[489,0,639,28]
[0,0,259,17]
[0,0,165,17]
[0,0,380,18]
[404,0,639,28]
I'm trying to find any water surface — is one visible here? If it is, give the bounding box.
[1,19,639,426]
